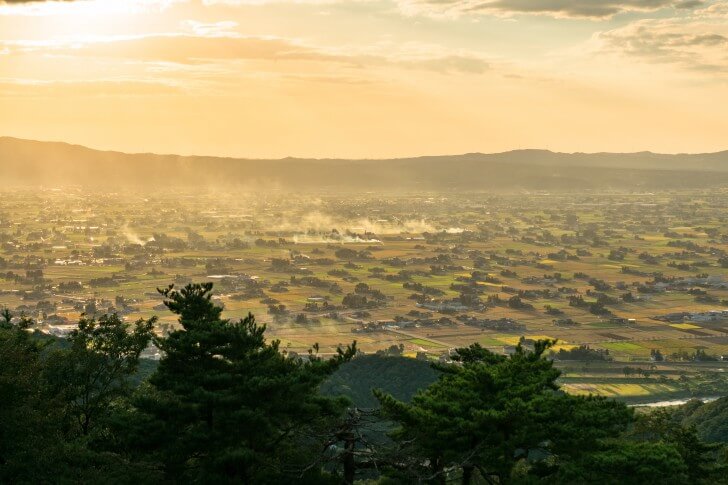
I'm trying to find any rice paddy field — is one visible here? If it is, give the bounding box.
[2,187,728,402]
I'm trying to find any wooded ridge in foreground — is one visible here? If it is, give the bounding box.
[2,282,727,484]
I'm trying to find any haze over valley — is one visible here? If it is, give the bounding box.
[4,136,728,190]
[3,0,728,483]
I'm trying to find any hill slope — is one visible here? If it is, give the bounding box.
[2,137,728,190]
[321,354,438,408]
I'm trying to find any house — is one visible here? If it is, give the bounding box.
[689,310,728,323]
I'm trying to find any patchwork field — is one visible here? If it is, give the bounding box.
[2,188,728,402]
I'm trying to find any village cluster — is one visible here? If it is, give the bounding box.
[2,187,728,401]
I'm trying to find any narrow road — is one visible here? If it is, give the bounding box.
[383,327,456,348]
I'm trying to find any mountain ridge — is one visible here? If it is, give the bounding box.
[2,136,728,190]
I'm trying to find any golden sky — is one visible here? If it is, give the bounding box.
[0,0,727,158]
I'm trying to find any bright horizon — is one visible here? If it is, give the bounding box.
[1,0,727,158]
[4,135,728,160]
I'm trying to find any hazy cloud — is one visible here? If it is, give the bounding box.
[0,1,185,18]
[0,0,702,19]
[2,34,339,64]
[403,55,489,73]
[694,1,728,17]
[0,78,182,97]
[2,31,491,75]
[674,0,704,8]
[599,4,728,73]
[397,0,703,19]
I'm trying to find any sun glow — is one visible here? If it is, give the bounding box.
[0,0,182,17]
[1,0,727,157]
[0,0,182,45]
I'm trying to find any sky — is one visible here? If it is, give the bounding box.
[0,0,726,158]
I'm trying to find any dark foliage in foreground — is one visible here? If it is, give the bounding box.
[0,282,726,484]
[321,354,438,408]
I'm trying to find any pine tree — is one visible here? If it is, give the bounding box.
[375,340,633,484]
[122,282,356,483]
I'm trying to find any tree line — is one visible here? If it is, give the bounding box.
[1,282,725,484]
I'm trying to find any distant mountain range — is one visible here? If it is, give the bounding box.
[2,136,728,191]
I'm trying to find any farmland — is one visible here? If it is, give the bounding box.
[3,187,728,402]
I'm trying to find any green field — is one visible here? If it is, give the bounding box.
[3,188,728,401]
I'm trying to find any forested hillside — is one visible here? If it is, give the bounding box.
[673,397,728,444]
[321,354,438,408]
